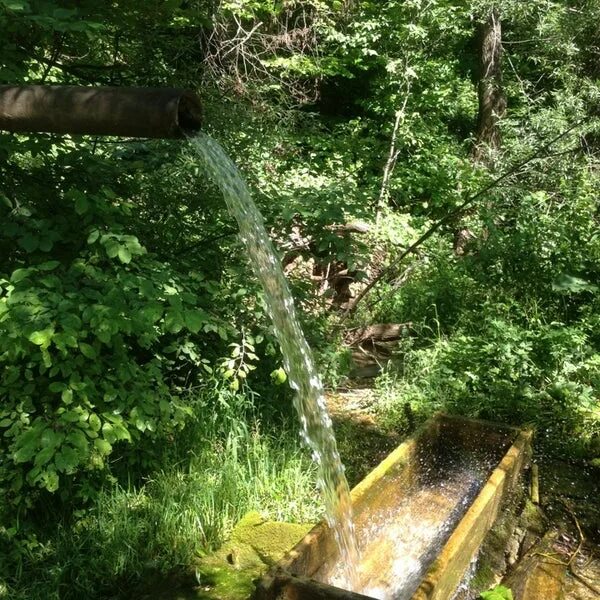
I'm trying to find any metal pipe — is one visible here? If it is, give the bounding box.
[0,85,202,138]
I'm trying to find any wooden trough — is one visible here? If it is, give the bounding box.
[255,414,532,600]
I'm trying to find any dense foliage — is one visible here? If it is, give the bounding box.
[1,0,599,597]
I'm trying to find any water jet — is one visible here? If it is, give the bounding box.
[255,414,532,600]
[0,85,202,138]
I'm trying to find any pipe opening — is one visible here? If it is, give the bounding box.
[178,92,203,135]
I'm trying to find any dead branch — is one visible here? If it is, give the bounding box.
[345,323,412,346]
[376,78,412,223]
[202,1,322,102]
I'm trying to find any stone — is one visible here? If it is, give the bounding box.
[228,511,313,568]
[505,527,525,567]
[194,511,313,600]
[502,530,567,600]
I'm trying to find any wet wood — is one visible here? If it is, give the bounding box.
[256,416,530,600]
[254,572,374,600]
[531,464,540,504]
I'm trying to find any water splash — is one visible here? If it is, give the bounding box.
[190,133,359,586]
[321,444,503,599]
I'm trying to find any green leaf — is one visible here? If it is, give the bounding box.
[165,309,184,333]
[14,444,37,463]
[79,342,97,359]
[39,238,53,252]
[112,422,131,442]
[61,410,81,423]
[54,445,80,473]
[19,234,39,252]
[102,422,116,444]
[13,427,43,463]
[41,348,52,368]
[88,413,101,432]
[67,430,88,452]
[87,230,100,244]
[2,0,30,11]
[270,367,287,385]
[38,260,60,271]
[42,469,59,492]
[11,268,34,283]
[118,246,132,264]
[97,329,111,344]
[94,438,112,456]
[185,309,208,333]
[29,328,54,348]
[104,239,120,259]
[41,429,64,450]
[141,303,163,323]
[74,194,89,215]
[480,586,513,600]
[34,446,55,467]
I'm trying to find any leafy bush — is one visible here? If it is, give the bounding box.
[0,386,319,600]
[375,312,600,457]
[0,227,231,496]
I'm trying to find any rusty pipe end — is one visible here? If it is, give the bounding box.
[176,90,202,136]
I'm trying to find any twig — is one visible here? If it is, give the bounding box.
[342,115,593,318]
[560,500,584,568]
[39,33,66,83]
[530,551,567,565]
[559,500,600,596]
[531,463,540,504]
[376,79,411,224]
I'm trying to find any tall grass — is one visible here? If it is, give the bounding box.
[1,387,320,600]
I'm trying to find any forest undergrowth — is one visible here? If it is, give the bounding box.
[1,0,599,598]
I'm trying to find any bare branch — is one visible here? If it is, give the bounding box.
[376,78,412,223]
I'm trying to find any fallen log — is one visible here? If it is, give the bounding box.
[346,323,413,347]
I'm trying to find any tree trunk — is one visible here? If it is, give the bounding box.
[473,8,506,164]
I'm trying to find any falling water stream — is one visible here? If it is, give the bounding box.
[191,133,360,587]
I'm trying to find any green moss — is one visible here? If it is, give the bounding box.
[195,561,257,600]
[228,511,312,567]
[470,560,497,591]
[520,500,546,535]
[194,511,314,600]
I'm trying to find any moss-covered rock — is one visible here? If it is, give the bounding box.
[195,560,258,600]
[520,500,546,536]
[228,511,312,568]
[194,511,314,600]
